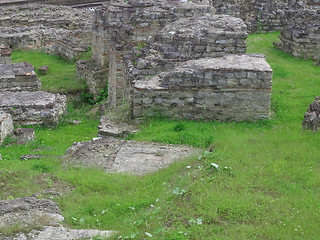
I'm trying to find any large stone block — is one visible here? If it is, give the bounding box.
[0,62,41,92]
[132,54,273,121]
[0,91,66,126]
[0,112,14,144]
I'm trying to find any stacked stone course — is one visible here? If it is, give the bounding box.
[0,4,93,61]
[275,8,320,61]
[0,62,41,92]
[0,46,11,64]
[83,0,273,122]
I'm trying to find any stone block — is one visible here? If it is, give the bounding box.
[132,54,273,121]
[0,45,11,64]
[0,112,14,144]
[38,65,49,75]
[0,62,41,92]
[0,91,66,126]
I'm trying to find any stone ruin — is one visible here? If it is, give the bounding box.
[0,57,66,126]
[275,7,320,63]
[0,4,93,61]
[0,45,11,64]
[79,0,272,122]
[302,96,320,131]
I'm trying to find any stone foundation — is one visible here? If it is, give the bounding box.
[76,60,108,100]
[0,4,92,61]
[0,46,11,64]
[0,62,41,92]
[275,9,320,61]
[0,91,66,126]
[0,112,14,144]
[91,0,215,107]
[132,54,272,121]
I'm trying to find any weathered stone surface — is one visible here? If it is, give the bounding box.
[302,96,320,131]
[0,62,41,92]
[0,195,114,240]
[0,45,11,64]
[132,54,272,121]
[0,91,66,126]
[38,65,48,75]
[0,112,14,144]
[64,137,200,175]
[76,60,108,101]
[92,0,215,107]
[0,4,92,61]
[98,113,137,138]
[275,9,320,61]
[14,128,36,145]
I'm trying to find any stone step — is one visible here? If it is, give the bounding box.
[0,91,66,126]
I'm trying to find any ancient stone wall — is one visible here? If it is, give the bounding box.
[0,62,41,92]
[128,15,272,121]
[0,91,66,126]
[0,46,11,64]
[275,9,320,61]
[0,4,93,61]
[92,0,215,107]
[211,0,317,33]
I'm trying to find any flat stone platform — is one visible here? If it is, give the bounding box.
[0,91,66,126]
[64,137,200,175]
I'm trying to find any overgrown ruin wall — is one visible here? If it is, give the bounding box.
[275,9,320,61]
[212,0,319,33]
[87,0,272,122]
[0,4,93,61]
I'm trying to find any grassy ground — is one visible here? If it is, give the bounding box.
[11,50,90,94]
[1,32,320,239]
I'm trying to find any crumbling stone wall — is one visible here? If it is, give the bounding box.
[128,15,272,121]
[0,46,11,64]
[0,4,93,61]
[211,0,318,33]
[82,0,272,122]
[275,9,320,61]
[0,62,41,92]
[91,0,215,107]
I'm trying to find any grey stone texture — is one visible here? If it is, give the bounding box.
[0,91,66,126]
[64,137,200,175]
[38,65,49,75]
[0,45,11,64]
[0,112,14,144]
[76,60,108,100]
[132,54,272,121]
[0,195,114,240]
[212,0,319,33]
[91,0,215,107]
[0,62,41,92]
[275,8,320,61]
[302,96,320,131]
[14,128,36,144]
[0,4,92,61]
[85,0,273,122]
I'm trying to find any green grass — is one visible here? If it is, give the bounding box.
[11,51,88,94]
[1,32,320,239]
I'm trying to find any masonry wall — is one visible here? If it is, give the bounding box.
[275,9,320,61]
[132,55,272,121]
[0,4,93,61]
[0,46,11,65]
[0,62,41,92]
